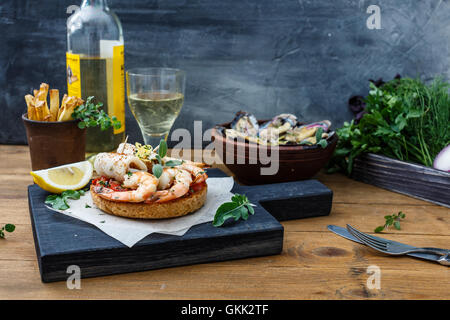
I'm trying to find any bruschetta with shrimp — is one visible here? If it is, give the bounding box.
[90,145,208,219]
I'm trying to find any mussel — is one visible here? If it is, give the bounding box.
[258,113,297,144]
[229,111,259,137]
[259,113,297,131]
[223,111,332,147]
[284,120,332,144]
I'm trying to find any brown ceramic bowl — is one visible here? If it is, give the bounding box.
[22,113,86,171]
[211,121,338,185]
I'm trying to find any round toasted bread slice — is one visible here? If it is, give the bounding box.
[91,184,207,219]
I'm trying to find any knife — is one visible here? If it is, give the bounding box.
[327,225,449,264]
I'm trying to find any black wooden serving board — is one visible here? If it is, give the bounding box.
[28,168,333,282]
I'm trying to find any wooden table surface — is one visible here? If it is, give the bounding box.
[0,145,448,300]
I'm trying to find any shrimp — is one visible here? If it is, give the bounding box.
[149,169,193,203]
[180,163,208,183]
[157,167,178,190]
[97,171,158,202]
[163,156,208,169]
[94,152,147,182]
[147,164,208,203]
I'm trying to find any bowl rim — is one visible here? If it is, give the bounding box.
[211,120,338,152]
[21,113,79,124]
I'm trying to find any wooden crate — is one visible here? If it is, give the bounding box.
[352,153,450,208]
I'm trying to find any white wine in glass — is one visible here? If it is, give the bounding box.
[126,68,186,147]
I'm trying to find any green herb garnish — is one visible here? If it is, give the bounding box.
[315,127,328,149]
[213,194,256,227]
[374,211,406,233]
[45,189,87,210]
[328,77,450,174]
[152,164,163,179]
[72,96,122,131]
[99,180,110,187]
[165,160,184,167]
[151,139,183,178]
[0,224,15,239]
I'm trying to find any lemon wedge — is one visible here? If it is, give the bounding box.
[30,161,93,193]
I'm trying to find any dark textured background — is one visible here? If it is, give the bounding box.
[1,0,449,146]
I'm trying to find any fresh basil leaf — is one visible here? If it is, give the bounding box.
[44,189,85,211]
[152,164,163,178]
[212,202,240,227]
[158,139,167,158]
[245,203,255,215]
[45,195,69,210]
[240,206,249,220]
[62,190,82,200]
[164,160,183,167]
[213,194,256,227]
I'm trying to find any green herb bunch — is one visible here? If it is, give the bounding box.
[374,211,406,233]
[328,77,450,174]
[72,96,122,131]
[45,189,88,210]
[151,140,183,178]
[0,224,15,239]
[213,194,255,227]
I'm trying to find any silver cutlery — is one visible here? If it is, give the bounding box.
[346,224,449,266]
[327,225,450,266]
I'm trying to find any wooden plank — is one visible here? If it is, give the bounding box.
[352,153,450,208]
[2,222,449,269]
[282,203,450,236]
[0,231,448,299]
[0,145,449,299]
[2,202,449,265]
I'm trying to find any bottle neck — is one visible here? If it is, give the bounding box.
[81,0,108,9]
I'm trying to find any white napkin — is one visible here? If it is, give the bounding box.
[46,177,234,247]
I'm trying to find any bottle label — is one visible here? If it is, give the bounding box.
[112,44,125,135]
[66,45,125,135]
[66,52,82,98]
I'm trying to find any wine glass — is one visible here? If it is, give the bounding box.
[126,68,186,147]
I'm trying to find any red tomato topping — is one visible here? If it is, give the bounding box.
[190,181,206,193]
[92,176,128,191]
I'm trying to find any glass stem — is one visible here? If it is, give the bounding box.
[140,130,168,148]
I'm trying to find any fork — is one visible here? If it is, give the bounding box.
[346,224,450,257]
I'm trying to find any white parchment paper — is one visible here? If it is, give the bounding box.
[46,177,234,247]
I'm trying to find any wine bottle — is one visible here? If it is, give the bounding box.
[67,0,125,154]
